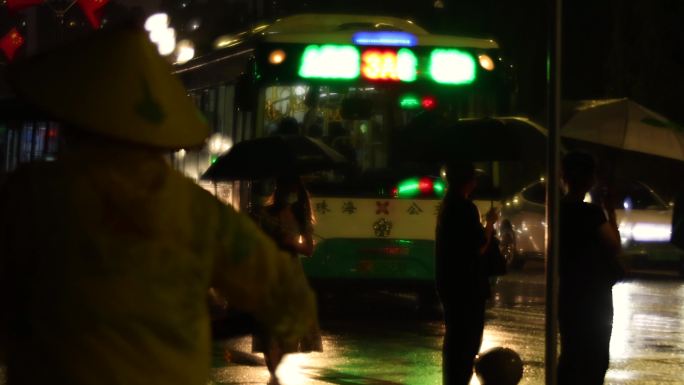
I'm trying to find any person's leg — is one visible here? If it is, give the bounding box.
[559,291,614,385]
[583,290,614,385]
[558,303,584,385]
[443,300,485,385]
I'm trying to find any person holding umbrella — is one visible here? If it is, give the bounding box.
[0,28,317,385]
[557,151,623,385]
[436,161,499,385]
[252,175,323,383]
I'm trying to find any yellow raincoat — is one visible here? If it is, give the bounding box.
[0,142,317,385]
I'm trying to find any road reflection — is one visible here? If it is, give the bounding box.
[211,273,684,385]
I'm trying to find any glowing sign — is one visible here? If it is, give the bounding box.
[297,45,478,85]
[397,48,417,82]
[352,31,418,47]
[298,45,360,79]
[429,49,476,85]
[361,48,417,82]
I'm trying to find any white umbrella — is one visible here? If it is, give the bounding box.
[562,98,684,161]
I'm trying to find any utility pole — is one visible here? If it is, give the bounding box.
[545,0,562,384]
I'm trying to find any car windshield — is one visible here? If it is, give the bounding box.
[520,181,668,210]
[612,182,668,210]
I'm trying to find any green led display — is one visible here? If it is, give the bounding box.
[433,180,445,196]
[296,45,479,85]
[298,45,360,80]
[396,48,418,82]
[399,94,421,109]
[429,49,476,85]
[397,178,420,197]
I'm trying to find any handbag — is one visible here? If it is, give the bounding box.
[485,236,507,277]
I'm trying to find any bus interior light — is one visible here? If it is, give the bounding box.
[352,31,418,47]
[399,94,421,109]
[429,49,476,85]
[421,96,437,109]
[269,49,286,64]
[478,54,495,71]
[299,44,360,80]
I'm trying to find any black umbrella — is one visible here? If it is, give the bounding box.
[201,135,348,181]
[395,117,547,162]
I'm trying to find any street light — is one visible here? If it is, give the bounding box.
[144,12,176,56]
[175,39,195,64]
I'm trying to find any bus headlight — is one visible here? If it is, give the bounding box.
[269,49,286,65]
[478,54,495,71]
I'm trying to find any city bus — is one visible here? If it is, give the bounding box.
[173,13,516,302]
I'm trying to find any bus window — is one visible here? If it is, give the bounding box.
[262,85,389,173]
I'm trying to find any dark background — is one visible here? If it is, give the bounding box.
[3,0,683,122]
[2,0,683,195]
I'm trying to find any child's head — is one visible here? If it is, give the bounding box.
[474,347,523,385]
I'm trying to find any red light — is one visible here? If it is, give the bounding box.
[418,177,433,194]
[362,49,399,81]
[421,96,437,109]
[359,247,409,256]
[391,187,398,197]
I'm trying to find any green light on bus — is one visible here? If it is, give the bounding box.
[433,180,445,196]
[299,45,360,80]
[429,49,476,85]
[397,48,417,82]
[399,94,421,109]
[397,178,420,197]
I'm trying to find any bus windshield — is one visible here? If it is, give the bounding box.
[260,84,499,198]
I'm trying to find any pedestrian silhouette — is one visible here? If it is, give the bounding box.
[671,190,684,253]
[252,175,323,383]
[558,151,624,385]
[435,161,499,385]
[0,29,317,385]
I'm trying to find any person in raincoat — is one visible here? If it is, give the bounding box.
[0,28,317,385]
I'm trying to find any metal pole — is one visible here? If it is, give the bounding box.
[545,0,562,384]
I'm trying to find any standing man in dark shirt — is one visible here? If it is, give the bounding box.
[558,152,623,385]
[436,161,498,385]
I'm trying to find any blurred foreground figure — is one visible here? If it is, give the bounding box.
[558,151,623,385]
[0,29,317,385]
[474,347,523,385]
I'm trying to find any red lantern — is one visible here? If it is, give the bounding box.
[6,0,44,13]
[78,0,109,29]
[0,28,25,61]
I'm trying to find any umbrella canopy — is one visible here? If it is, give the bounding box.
[202,135,348,181]
[395,116,547,162]
[562,98,684,161]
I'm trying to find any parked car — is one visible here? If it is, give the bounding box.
[499,180,684,275]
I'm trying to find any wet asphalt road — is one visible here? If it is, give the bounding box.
[212,266,684,385]
[1,267,682,385]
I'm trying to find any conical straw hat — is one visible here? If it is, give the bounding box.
[9,28,209,149]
